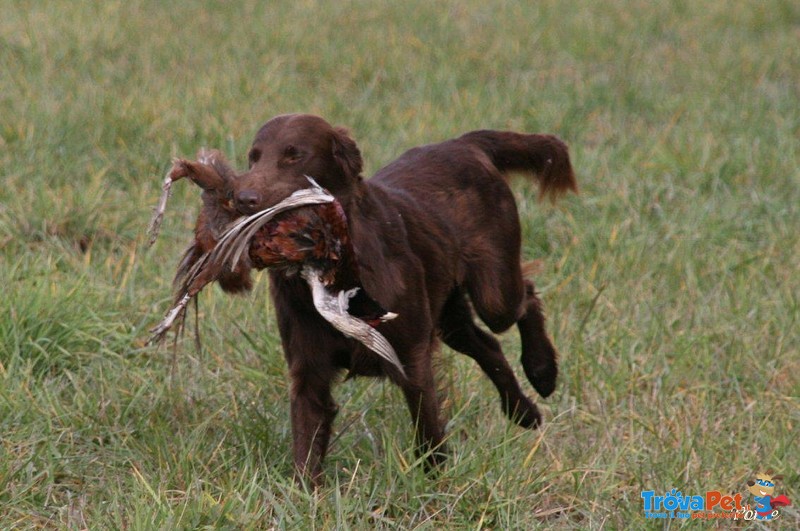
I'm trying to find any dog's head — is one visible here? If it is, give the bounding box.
[747,473,783,498]
[233,114,363,214]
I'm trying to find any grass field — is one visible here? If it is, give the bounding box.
[1,0,798,528]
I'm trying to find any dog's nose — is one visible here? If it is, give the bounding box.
[235,190,261,214]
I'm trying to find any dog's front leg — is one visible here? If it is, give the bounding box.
[400,346,447,472]
[289,368,338,487]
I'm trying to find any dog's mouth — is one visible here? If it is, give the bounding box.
[234,186,311,218]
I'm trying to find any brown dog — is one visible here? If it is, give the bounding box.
[226,114,576,484]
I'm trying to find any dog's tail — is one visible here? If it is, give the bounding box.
[459,130,577,201]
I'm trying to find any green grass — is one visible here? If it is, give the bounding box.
[1,0,798,528]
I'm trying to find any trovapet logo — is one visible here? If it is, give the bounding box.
[746,472,791,521]
[641,471,791,521]
[641,489,742,520]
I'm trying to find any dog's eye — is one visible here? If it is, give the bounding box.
[248,148,262,168]
[283,145,302,163]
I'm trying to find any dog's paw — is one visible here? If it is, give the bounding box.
[521,344,558,398]
[528,360,558,398]
[503,396,542,429]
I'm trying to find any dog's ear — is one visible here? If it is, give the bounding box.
[332,126,363,181]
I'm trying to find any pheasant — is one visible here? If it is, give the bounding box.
[147,151,402,374]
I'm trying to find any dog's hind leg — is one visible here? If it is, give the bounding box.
[517,280,558,398]
[465,255,558,400]
[440,289,542,429]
